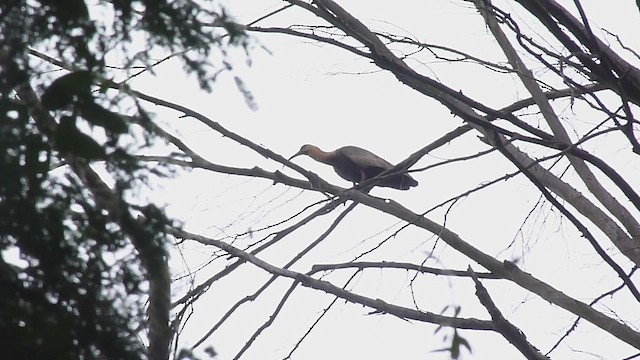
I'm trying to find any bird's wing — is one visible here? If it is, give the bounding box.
[338,146,394,170]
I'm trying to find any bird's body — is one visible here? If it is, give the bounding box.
[289,144,418,190]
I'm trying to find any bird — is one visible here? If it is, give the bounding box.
[289,144,418,190]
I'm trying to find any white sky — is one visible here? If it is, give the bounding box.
[127,1,640,359]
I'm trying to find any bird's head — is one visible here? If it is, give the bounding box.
[288,144,318,160]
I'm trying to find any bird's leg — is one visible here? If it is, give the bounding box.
[357,171,373,193]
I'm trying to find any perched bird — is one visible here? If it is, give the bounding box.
[289,144,418,190]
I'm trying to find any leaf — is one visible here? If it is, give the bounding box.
[204,346,218,358]
[449,331,472,359]
[80,102,128,135]
[98,79,117,93]
[234,76,258,111]
[433,324,444,334]
[457,335,472,352]
[41,71,93,110]
[55,115,105,160]
[40,0,89,24]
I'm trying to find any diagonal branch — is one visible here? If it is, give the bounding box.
[171,197,345,308]
[189,202,358,350]
[333,189,640,349]
[246,25,371,58]
[170,227,495,331]
[131,97,640,347]
[2,55,172,359]
[468,267,550,360]
[142,133,640,348]
[546,266,639,355]
[475,0,640,276]
[306,2,640,283]
[514,0,640,106]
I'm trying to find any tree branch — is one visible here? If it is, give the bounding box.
[170,227,495,330]
[475,0,640,272]
[311,261,501,279]
[2,53,172,359]
[468,267,550,360]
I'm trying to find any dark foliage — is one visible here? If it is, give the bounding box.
[0,1,246,359]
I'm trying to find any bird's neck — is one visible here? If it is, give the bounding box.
[308,148,337,165]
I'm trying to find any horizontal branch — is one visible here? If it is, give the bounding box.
[337,188,640,349]
[169,228,495,331]
[310,261,501,279]
[142,127,640,348]
[246,25,371,58]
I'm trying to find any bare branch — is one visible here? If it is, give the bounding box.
[170,227,495,330]
[468,267,550,360]
[331,189,640,348]
[311,261,501,279]
[246,25,371,58]
[284,271,362,359]
[546,266,640,355]
[475,0,640,270]
[189,202,358,349]
[233,281,301,360]
[171,198,346,309]
[514,0,640,106]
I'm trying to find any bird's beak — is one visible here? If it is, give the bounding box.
[288,150,304,161]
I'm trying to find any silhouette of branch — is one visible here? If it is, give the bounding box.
[468,267,550,360]
[170,227,495,330]
[546,266,639,356]
[514,0,640,107]
[171,198,345,309]
[286,0,640,217]
[475,0,640,272]
[311,261,501,279]
[492,134,640,302]
[374,31,514,73]
[2,53,172,360]
[284,271,361,359]
[331,188,640,348]
[246,25,371,58]
[189,202,358,350]
[233,281,301,360]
